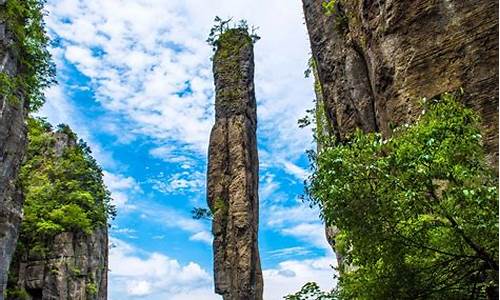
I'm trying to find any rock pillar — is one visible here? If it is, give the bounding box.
[207,28,263,300]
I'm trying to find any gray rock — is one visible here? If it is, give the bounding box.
[9,228,108,300]
[207,29,263,300]
[0,3,28,297]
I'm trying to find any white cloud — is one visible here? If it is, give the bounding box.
[264,256,337,300]
[103,171,142,210]
[281,223,332,252]
[109,238,215,299]
[46,0,313,167]
[136,203,210,243]
[149,170,205,195]
[189,231,212,245]
[267,246,312,259]
[281,160,310,181]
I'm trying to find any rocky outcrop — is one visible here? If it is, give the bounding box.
[302,0,498,268]
[0,1,28,295]
[7,130,108,300]
[7,229,108,300]
[206,28,263,300]
[303,0,498,156]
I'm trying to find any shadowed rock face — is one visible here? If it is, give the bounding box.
[302,0,498,268]
[207,28,263,300]
[8,229,108,300]
[7,132,108,300]
[0,2,28,295]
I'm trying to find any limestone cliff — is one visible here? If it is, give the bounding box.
[0,0,28,295]
[302,0,498,268]
[206,28,263,300]
[7,126,109,300]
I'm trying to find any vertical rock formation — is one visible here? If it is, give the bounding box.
[302,0,498,268]
[7,128,109,300]
[0,0,29,295]
[207,28,263,300]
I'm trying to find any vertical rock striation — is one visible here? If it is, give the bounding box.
[7,229,108,300]
[302,0,498,268]
[207,28,263,300]
[0,1,28,295]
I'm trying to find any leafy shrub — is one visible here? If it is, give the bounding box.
[299,93,498,299]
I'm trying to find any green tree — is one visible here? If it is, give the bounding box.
[0,0,55,111]
[17,118,115,254]
[298,93,498,299]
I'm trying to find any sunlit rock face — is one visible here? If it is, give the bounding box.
[302,0,498,268]
[0,2,28,295]
[207,28,263,300]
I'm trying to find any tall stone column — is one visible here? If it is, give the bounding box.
[0,1,29,295]
[206,28,263,300]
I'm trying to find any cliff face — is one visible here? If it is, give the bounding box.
[0,0,28,294]
[7,129,109,300]
[302,0,498,266]
[303,0,498,155]
[206,29,263,300]
[8,229,108,300]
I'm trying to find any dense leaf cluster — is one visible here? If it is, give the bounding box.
[0,0,55,111]
[206,16,260,52]
[17,118,115,254]
[292,94,498,299]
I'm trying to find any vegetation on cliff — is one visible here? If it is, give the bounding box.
[16,118,115,254]
[291,93,498,299]
[0,0,55,111]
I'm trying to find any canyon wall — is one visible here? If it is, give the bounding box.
[0,0,29,295]
[206,28,263,300]
[302,0,498,268]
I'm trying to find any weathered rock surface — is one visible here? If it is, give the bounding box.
[207,29,263,300]
[302,0,498,267]
[303,0,498,156]
[8,229,108,300]
[0,2,28,295]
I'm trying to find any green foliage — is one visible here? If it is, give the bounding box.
[17,118,116,254]
[5,288,29,300]
[207,16,260,52]
[285,282,336,300]
[213,197,228,216]
[0,0,55,111]
[86,281,98,297]
[191,207,213,220]
[305,93,499,299]
[322,0,338,16]
[299,58,333,147]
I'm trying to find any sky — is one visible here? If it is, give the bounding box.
[40,0,337,299]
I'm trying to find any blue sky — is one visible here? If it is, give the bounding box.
[40,0,336,299]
